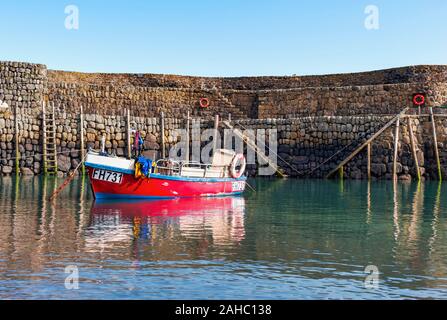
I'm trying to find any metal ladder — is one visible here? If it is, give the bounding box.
[42,101,58,175]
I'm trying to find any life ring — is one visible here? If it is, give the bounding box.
[413,94,425,106]
[199,98,210,108]
[230,154,246,179]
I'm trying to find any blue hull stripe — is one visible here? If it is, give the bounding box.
[85,162,247,183]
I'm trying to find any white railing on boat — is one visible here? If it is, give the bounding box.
[155,159,229,178]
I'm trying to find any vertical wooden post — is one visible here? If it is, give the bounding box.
[367,143,371,180]
[407,117,420,181]
[160,111,166,159]
[393,118,401,181]
[80,105,85,176]
[126,108,131,159]
[185,111,190,162]
[429,107,442,181]
[213,114,219,156]
[14,105,20,176]
[228,113,232,123]
[42,101,47,175]
[338,166,344,180]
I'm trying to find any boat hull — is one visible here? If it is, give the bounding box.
[86,165,246,199]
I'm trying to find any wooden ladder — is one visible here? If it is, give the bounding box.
[42,102,58,175]
[325,108,409,179]
[222,120,287,178]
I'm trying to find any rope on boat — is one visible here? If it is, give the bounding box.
[244,180,256,193]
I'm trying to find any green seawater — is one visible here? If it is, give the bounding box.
[0,176,446,299]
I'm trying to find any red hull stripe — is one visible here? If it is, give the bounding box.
[86,165,246,199]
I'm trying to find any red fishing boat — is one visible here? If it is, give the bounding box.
[85,148,247,199]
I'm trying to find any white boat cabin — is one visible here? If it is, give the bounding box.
[86,149,238,179]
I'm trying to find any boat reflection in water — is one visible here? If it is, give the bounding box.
[88,196,246,258]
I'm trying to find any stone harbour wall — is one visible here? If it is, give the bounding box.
[256,82,447,118]
[0,108,43,175]
[0,110,215,176]
[46,66,447,119]
[1,109,446,181]
[235,116,447,180]
[47,65,447,91]
[1,61,447,120]
[47,82,256,119]
[1,60,447,179]
[0,61,46,110]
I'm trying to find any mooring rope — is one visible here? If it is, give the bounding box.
[48,153,88,201]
